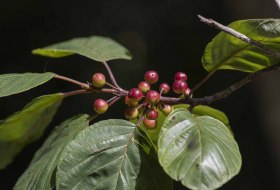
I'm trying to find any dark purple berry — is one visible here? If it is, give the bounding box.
[174,72,188,81]
[159,83,170,94]
[147,109,158,120]
[172,80,188,94]
[146,90,160,105]
[128,88,143,101]
[144,70,159,84]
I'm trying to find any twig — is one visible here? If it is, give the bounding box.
[102,61,121,88]
[161,63,280,106]
[198,15,280,59]
[55,75,90,89]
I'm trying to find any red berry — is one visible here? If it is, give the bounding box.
[93,99,108,114]
[174,72,187,81]
[146,90,160,105]
[172,80,188,94]
[147,109,158,120]
[143,118,157,129]
[92,73,106,88]
[138,81,150,93]
[128,88,143,101]
[125,107,139,120]
[124,95,138,107]
[144,70,159,84]
[160,104,173,116]
[159,83,170,94]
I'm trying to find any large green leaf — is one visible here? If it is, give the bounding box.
[32,36,132,62]
[14,114,89,190]
[133,104,231,151]
[0,141,24,169]
[0,94,63,141]
[56,119,172,190]
[158,108,241,190]
[203,19,280,73]
[0,72,55,97]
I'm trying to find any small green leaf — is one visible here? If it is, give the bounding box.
[0,94,63,141]
[0,72,55,97]
[158,108,241,190]
[192,105,229,126]
[203,19,280,73]
[56,119,172,190]
[32,36,132,62]
[14,114,89,190]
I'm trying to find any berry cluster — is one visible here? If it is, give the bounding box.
[91,70,190,130]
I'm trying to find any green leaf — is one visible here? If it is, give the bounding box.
[32,36,132,62]
[158,108,241,190]
[0,141,24,169]
[56,119,172,190]
[203,19,280,73]
[0,94,63,141]
[14,114,89,190]
[0,72,55,97]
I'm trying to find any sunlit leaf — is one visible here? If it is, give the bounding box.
[0,72,55,97]
[32,36,132,62]
[203,19,280,73]
[158,108,241,190]
[14,114,89,190]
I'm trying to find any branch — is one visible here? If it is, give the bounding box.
[198,15,280,59]
[192,15,280,93]
[161,63,280,106]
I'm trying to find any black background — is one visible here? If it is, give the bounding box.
[0,0,280,189]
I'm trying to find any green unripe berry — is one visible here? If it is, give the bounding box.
[93,99,108,114]
[138,81,151,93]
[92,73,106,88]
[160,104,173,116]
[125,95,138,107]
[125,107,139,120]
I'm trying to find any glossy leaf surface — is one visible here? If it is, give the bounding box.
[32,36,132,62]
[158,108,241,190]
[56,119,172,190]
[203,19,280,73]
[0,72,55,97]
[14,115,89,190]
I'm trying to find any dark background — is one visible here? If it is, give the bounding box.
[0,0,280,189]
